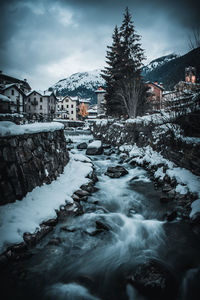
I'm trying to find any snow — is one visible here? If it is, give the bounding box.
[190,199,200,218]
[88,140,102,149]
[0,94,11,102]
[0,121,64,137]
[0,153,93,253]
[51,69,105,93]
[126,144,200,198]
[73,153,92,163]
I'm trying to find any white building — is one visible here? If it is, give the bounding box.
[56,96,78,120]
[1,84,25,113]
[25,90,57,120]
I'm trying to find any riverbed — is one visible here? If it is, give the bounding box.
[0,130,200,300]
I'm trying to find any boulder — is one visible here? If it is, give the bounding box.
[96,220,111,231]
[86,140,103,155]
[74,189,90,198]
[128,260,177,299]
[165,211,177,222]
[105,165,128,178]
[190,212,200,225]
[77,142,88,150]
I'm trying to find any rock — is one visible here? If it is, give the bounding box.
[74,189,90,198]
[23,225,53,246]
[0,255,8,268]
[167,189,176,199]
[165,211,177,222]
[86,171,98,183]
[105,165,128,178]
[80,184,98,193]
[128,260,177,299]
[66,138,73,144]
[8,242,27,254]
[96,220,111,231]
[42,218,58,227]
[60,226,76,232]
[102,143,111,149]
[190,212,200,225]
[72,194,80,202]
[160,197,171,204]
[162,184,173,193]
[86,141,103,155]
[48,237,61,246]
[77,142,88,150]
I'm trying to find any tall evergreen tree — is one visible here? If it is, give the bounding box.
[101,26,125,116]
[102,7,147,118]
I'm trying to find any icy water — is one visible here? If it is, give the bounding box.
[1,131,200,300]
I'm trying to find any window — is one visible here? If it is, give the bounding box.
[28,98,30,102]
[29,106,30,110]
[12,89,14,95]
[40,97,42,102]
[40,105,42,109]
[71,111,73,114]
[71,104,73,108]
[67,105,69,108]
[61,105,63,110]
[34,97,36,101]
[34,92,36,95]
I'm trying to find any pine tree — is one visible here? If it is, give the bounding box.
[102,7,147,118]
[101,26,125,116]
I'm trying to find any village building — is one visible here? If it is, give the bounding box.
[0,94,12,114]
[0,71,31,94]
[56,96,78,120]
[25,90,57,120]
[87,105,98,119]
[95,87,106,115]
[0,84,25,114]
[146,81,164,111]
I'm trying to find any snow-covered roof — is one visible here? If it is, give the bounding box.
[79,98,91,103]
[70,96,79,101]
[0,121,64,137]
[0,94,12,102]
[26,90,55,97]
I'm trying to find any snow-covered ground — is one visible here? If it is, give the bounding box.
[120,144,200,212]
[0,153,92,253]
[0,121,64,137]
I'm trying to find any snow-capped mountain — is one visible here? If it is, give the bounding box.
[51,69,105,104]
[142,53,179,76]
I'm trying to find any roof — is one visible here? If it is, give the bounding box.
[0,93,12,103]
[2,84,26,96]
[79,98,91,103]
[26,90,57,98]
[146,82,165,91]
[0,73,31,91]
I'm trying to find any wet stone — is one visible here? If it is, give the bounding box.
[105,165,128,178]
[77,142,88,149]
[74,189,90,198]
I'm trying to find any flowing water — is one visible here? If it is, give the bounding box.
[1,131,200,300]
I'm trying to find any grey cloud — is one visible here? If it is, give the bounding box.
[0,0,199,89]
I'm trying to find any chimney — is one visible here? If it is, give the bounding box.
[24,78,27,82]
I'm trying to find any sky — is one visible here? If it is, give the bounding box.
[0,0,199,90]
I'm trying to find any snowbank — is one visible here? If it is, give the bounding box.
[0,121,64,137]
[88,140,102,149]
[127,144,200,197]
[0,153,92,253]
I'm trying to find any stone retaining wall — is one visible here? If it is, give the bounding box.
[92,119,200,176]
[0,129,69,205]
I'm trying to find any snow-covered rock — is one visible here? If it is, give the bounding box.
[86,140,103,155]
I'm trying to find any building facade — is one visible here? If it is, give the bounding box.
[25,90,57,120]
[95,87,106,115]
[146,82,164,110]
[56,96,78,120]
[0,84,25,113]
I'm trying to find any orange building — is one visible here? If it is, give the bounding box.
[146,81,164,110]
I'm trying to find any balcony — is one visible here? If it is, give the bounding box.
[31,100,38,106]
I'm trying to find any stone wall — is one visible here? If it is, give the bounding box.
[91,118,200,176]
[0,129,69,205]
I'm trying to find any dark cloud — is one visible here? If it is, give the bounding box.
[0,0,199,89]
